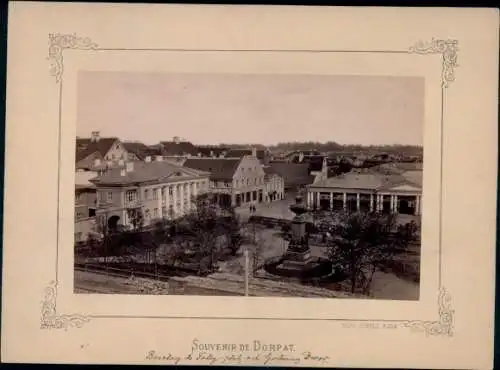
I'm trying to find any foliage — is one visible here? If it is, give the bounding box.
[326,211,414,295]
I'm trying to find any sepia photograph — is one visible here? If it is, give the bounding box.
[74,72,424,300]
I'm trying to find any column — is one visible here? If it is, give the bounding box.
[356,193,360,211]
[394,195,399,214]
[316,192,320,208]
[187,182,191,211]
[173,184,178,215]
[370,194,374,212]
[343,193,347,210]
[390,195,394,213]
[158,188,162,218]
[330,192,334,210]
[415,195,421,215]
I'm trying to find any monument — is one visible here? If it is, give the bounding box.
[264,194,331,279]
[278,195,316,271]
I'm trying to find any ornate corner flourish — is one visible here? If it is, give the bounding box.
[400,287,454,336]
[48,33,99,83]
[41,281,91,330]
[409,38,459,88]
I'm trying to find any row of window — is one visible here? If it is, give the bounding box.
[98,180,208,204]
[211,177,266,188]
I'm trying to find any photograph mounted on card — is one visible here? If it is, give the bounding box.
[2,3,498,369]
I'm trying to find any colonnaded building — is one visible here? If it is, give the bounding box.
[306,163,422,215]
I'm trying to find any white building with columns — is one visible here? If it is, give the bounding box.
[306,170,422,215]
[90,157,211,230]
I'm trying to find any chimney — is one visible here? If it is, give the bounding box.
[93,158,101,167]
[299,152,304,163]
[145,156,151,163]
[219,153,225,158]
[126,162,134,172]
[173,136,180,144]
[156,155,163,162]
[91,131,100,142]
[252,147,257,157]
[198,152,202,157]
[120,169,126,177]
[210,150,214,157]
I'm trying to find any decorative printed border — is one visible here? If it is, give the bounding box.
[43,34,457,338]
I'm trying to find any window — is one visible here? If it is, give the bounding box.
[162,206,167,216]
[107,192,113,201]
[154,208,158,218]
[99,192,106,202]
[144,189,149,200]
[161,187,165,197]
[168,186,173,196]
[153,189,158,200]
[246,179,250,185]
[126,190,137,202]
[75,193,81,202]
[145,209,150,219]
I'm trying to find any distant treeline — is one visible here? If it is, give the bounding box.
[217,141,423,156]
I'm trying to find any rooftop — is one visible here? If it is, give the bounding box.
[183,157,242,181]
[76,137,119,163]
[310,171,422,191]
[90,161,209,186]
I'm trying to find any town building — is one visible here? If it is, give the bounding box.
[122,142,160,161]
[263,167,285,202]
[89,158,211,230]
[183,154,266,208]
[306,167,422,215]
[75,132,128,170]
[268,162,315,193]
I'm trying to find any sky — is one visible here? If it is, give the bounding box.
[77,72,424,146]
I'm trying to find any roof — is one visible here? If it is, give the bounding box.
[195,146,229,157]
[75,137,120,163]
[226,148,268,161]
[122,142,160,160]
[263,166,282,179]
[160,141,198,156]
[310,171,421,192]
[90,161,209,186]
[268,163,315,186]
[183,158,242,181]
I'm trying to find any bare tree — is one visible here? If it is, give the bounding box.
[327,210,412,295]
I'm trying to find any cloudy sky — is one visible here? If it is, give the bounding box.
[77,72,424,146]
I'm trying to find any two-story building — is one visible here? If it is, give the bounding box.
[183,154,266,208]
[89,158,211,231]
[263,167,285,202]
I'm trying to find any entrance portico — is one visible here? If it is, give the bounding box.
[306,174,422,216]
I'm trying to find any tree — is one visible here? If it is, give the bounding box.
[327,210,411,295]
[220,208,245,256]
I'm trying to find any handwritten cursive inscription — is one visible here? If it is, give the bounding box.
[144,338,330,365]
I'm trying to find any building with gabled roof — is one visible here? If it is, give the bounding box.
[75,131,128,170]
[122,142,161,161]
[183,155,266,208]
[268,162,315,192]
